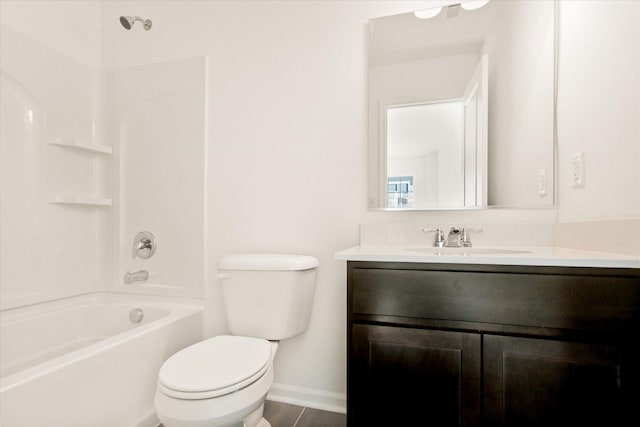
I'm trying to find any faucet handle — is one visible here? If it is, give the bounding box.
[422,227,445,247]
[461,227,483,247]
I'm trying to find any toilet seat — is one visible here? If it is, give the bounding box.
[158,335,272,400]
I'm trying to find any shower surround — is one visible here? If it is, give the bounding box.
[1,3,207,425]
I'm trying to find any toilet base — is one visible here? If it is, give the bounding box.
[224,417,270,427]
[242,404,270,427]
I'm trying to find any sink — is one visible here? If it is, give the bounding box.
[404,247,532,256]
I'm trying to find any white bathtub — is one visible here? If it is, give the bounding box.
[0,292,203,427]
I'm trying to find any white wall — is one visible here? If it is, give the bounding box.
[557,1,640,223]
[0,2,110,310]
[486,0,555,207]
[553,0,640,256]
[0,0,102,69]
[110,57,206,299]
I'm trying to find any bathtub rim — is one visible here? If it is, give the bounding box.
[0,291,204,393]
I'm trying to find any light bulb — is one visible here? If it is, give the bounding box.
[460,0,490,11]
[414,7,443,19]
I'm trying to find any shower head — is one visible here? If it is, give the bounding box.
[119,16,152,31]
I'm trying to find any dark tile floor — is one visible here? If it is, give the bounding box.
[157,400,345,427]
[263,400,346,427]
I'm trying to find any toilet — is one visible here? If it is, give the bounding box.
[154,254,319,427]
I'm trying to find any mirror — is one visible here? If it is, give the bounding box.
[368,0,556,210]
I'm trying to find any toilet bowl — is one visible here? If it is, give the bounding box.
[155,335,278,427]
[154,254,318,427]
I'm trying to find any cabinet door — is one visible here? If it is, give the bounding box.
[484,334,638,426]
[350,324,481,427]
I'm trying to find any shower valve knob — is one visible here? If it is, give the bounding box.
[133,231,156,259]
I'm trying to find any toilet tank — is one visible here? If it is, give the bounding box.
[217,254,318,340]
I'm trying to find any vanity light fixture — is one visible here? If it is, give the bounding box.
[414,7,443,20]
[414,0,490,19]
[460,0,490,11]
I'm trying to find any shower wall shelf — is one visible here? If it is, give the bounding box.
[49,137,112,155]
[49,195,113,206]
[48,137,113,206]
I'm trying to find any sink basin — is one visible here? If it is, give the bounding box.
[405,247,532,256]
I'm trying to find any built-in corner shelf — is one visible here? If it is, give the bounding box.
[49,137,112,155]
[49,195,112,207]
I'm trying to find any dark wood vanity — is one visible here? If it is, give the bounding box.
[347,261,640,426]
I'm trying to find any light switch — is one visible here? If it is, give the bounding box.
[538,169,546,196]
[571,152,585,187]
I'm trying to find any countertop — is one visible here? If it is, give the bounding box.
[334,245,640,269]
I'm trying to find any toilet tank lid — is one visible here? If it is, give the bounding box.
[218,254,319,271]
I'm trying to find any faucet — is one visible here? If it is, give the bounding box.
[425,226,482,247]
[445,227,463,247]
[447,226,482,247]
[124,270,149,285]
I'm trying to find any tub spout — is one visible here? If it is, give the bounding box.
[124,270,149,285]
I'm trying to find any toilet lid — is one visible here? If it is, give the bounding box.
[158,335,272,399]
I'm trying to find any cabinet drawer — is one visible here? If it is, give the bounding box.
[351,267,640,332]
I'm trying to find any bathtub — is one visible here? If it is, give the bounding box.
[0,292,203,427]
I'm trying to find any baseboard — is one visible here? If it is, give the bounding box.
[266,383,347,414]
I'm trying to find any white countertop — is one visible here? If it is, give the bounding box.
[334,245,640,269]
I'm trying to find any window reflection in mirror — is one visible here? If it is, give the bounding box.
[368,0,555,210]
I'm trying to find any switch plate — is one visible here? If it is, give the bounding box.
[571,152,585,187]
[538,168,546,196]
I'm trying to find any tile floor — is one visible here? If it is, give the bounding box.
[157,401,346,427]
[263,400,346,427]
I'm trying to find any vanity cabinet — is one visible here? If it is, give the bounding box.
[347,261,640,427]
